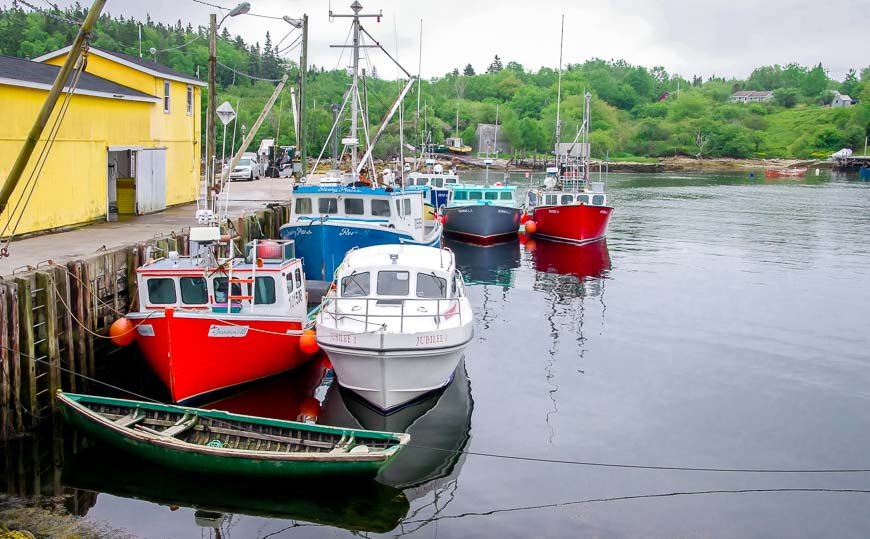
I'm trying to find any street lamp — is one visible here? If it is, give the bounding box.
[207,1,251,213]
[282,15,303,28]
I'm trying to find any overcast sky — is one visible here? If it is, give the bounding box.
[46,0,868,81]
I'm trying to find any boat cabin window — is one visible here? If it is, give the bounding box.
[417,178,429,186]
[319,198,338,214]
[371,199,391,217]
[344,198,364,215]
[500,192,513,200]
[545,194,558,205]
[341,271,370,297]
[395,198,412,216]
[561,194,574,204]
[445,178,458,185]
[592,195,605,206]
[286,273,295,293]
[377,271,409,296]
[416,273,447,298]
[469,191,482,201]
[432,177,444,187]
[180,277,208,305]
[213,277,242,304]
[147,278,177,305]
[453,191,468,201]
[295,197,312,215]
[295,268,303,287]
[253,276,276,305]
[485,191,498,201]
[577,194,590,204]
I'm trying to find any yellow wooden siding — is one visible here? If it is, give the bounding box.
[0,78,200,236]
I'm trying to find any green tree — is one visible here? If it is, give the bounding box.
[462,63,475,76]
[773,87,800,108]
[486,55,503,73]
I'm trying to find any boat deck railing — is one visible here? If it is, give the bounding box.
[320,295,464,332]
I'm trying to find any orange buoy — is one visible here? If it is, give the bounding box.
[109,317,135,347]
[524,220,538,234]
[525,238,537,253]
[299,329,319,354]
[520,213,530,224]
[298,396,321,420]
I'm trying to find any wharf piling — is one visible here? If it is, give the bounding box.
[0,203,293,441]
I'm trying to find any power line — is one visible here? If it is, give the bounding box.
[159,34,202,52]
[216,60,284,82]
[18,0,81,26]
[187,0,287,20]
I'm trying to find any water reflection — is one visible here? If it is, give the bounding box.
[320,360,473,507]
[528,238,611,299]
[526,239,611,445]
[62,444,409,534]
[444,238,521,288]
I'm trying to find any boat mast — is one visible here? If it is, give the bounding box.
[555,14,565,171]
[350,3,362,172]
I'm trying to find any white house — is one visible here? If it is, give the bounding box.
[831,91,857,108]
[729,90,774,103]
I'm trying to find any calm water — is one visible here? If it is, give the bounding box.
[8,171,870,538]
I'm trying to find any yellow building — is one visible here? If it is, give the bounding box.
[0,46,205,236]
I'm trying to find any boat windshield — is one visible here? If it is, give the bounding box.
[377,271,409,296]
[341,271,370,297]
[416,273,447,298]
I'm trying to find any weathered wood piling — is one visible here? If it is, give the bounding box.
[0,203,293,441]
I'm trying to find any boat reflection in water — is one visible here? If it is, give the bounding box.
[524,235,611,298]
[62,444,410,534]
[444,237,521,288]
[320,359,474,506]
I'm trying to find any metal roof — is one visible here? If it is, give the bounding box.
[0,55,159,102]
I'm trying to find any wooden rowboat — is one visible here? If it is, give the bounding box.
[57,391,410,477]
[765,168,807,178]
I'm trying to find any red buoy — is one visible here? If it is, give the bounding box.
[440,214,448,224]
[299,329,319,354]
[524,220,538,234]
[520,214,530,224]
[109,317,135,347]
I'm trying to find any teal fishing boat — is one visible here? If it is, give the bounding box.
[57,391,410,477]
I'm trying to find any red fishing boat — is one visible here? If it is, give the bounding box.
[523,93,613,244]
[123,228,316,404]
[764,168,807,178]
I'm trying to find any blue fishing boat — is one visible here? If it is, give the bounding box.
[279,186,442,281]
[283,2,439,282]
[405,167,462,212]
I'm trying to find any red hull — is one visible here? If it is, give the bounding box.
[531,204,612,243]
[128,309,310,404]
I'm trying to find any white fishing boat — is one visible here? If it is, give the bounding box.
[315,245,473,411]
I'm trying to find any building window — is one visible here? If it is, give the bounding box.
[186,85,193,116]
[163,80,171,113]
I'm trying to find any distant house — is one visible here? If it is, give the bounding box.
[474,124,511,156]
[730,90,774,103]
[831,90,858,108]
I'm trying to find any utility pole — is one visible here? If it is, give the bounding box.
[0,0,107,220]
[299,14,308,176]
[207,13,217,212]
